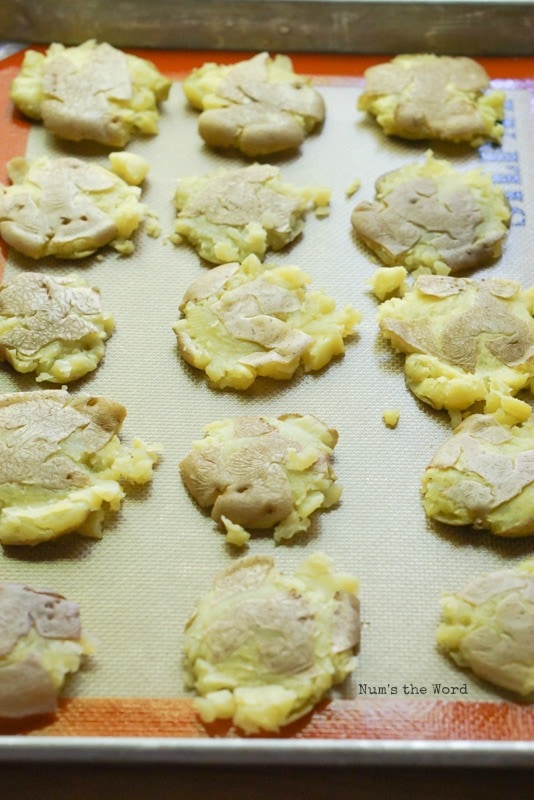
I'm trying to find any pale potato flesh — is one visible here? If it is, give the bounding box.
[174,254,360,390]
[352,153,510,275]
[0,582,92,718]
[437,559,534,696]
[180,413,342,544]
[184,552,360,733]
[0,155,150,259]
[10,40,171,147]
[359,54,505,145]
[0,390,159,546]
[174,163,330,264]
[0,272,114,383]
[378,274,534,425]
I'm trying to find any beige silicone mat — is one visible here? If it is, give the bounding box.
[1,68,533,708]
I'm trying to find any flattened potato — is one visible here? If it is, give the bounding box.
[0,272,114,383]
[183,52,325,156]
[184,552,360,733]
[0,582,92,718]
[437,559,534,696]
[358,54,505,145]
[174,254,360,390]
[173,163,330,264]
[0,390,160,546]
[378,274,534,424]
[180,414,342,545]
[0,154,150,259]
[422,414,534,537]
[10,40,171,147]
[352,154,510,275]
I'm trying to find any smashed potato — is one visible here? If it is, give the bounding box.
[184,552,360,734]
[0,582,92,718]
[422,414,534,537]
[0,154,150,259]
[10,40,171,147]
[173,163,330,264]
[0,272,114,383]
[437,559,534,696]
[0,390,160,546]
[352,154,510,275]
[358,54,505,145]
[183,52,325,156]
[174,254,360,390]
[377,274,534,424]
[180,414,342,545]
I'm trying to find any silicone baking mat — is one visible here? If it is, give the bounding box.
[0,50,533,756]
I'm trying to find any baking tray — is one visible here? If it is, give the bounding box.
[1,1,534,56]
[0,48,533,766]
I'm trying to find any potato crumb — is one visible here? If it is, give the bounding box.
[369,266,407,301]
[382,409,400,428]
[345,178,361,198]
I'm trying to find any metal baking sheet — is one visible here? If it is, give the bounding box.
[0,48,533,765]
[1,2,534,56]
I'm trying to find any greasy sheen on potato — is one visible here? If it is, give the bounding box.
[180,413,342,545]
[184,552,360,733]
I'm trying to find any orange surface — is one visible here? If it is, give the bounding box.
[0,698,533,740]
[0,47,532,744]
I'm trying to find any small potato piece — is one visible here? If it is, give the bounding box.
[0,390,160,546]
[184,552,360,733]
[377,274,534,423]
[0,582,93,718]
[10,40,171,147]
[0,272,114,383]
[173,254,360,390]
[0,155,149,259]
[437,559,534,696]
[352,154,510,275]
[174,163,330,264]
[358,54,505,146]
[180,413,342,544]
[183,52,325,156]
[422,414,534,537]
